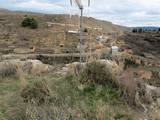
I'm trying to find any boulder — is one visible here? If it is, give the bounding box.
[57,60,122,76]
[151,70,160,79]
[143,84,160,104]
[99,59,123,74]
[0,59,52,75]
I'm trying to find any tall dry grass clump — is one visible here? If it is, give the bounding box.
[67,63,82,77]
[0,61,28,87]
[0,61,19,78]
[76,61,146,107]
[17,66,28,88]
[80,61,116,87]
[117,69,145,106]
[20,80,51,119]
[21,80,53,104]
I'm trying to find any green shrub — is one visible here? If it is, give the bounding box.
[21,17,38,29]
[22,17,31,27]
[83,84,120,105]
[84,28,88,32]
[114,113,132,120]
[124,59,138,69]
[30,18,38,29]
[80,61,115,86]
[138,28,143,33]
[83,84,96,95]
[132,29,137,33]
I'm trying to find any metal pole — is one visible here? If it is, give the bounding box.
[90,30,92,57]
[79,7,83,65]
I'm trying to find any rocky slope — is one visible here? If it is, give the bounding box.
[0,9,125,54]
[0,9,124,34]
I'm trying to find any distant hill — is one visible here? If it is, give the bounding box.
[0,8,128,34]
[0,8,9,11]
[133,26,160,31]
[0,8,10,13]
[117,25,132,32]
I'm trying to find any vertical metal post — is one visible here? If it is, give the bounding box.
[79,7,83,65]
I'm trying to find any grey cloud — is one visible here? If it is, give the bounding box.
[0,0,160,27]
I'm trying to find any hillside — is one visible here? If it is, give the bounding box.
[0,8,160,120]
[0,9,125,55]
[133,26,160,31]
[119,32,160,56]
[0,9,124,33]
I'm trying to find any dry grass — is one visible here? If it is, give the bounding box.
[25,99,91,120]
[67,63,82,77]
[20,80,52,104]
[0,61,28,88]
[95,100,110,120]
[0,61,19,79]
[149,110,160,120]
[0,71,148,120]
[117,68,145,106]
[0,60,158,120]
[84,53,101,63]
[67,61,146,108]
[17,66,28,88]
[79,61,116,86]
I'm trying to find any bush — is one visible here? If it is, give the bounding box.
[21,80,53,104]
[117,69,145,106]
[21,17,38,29]
[80,61,115,86]
[30,18,38,29]
[138,28,143,33]
[0,62,18,78]
[132,29,137,33]
[114,113,132,120]
[22,17,31,27]
[157,28,160,33]
[84,28,88,32]
[124,59,138,69]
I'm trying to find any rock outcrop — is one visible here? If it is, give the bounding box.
[0,59,52,75]
[57,59,123,76]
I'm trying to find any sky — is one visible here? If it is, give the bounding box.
[0,0,160,27]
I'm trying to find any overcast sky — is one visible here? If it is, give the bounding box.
[0,0,160,27]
